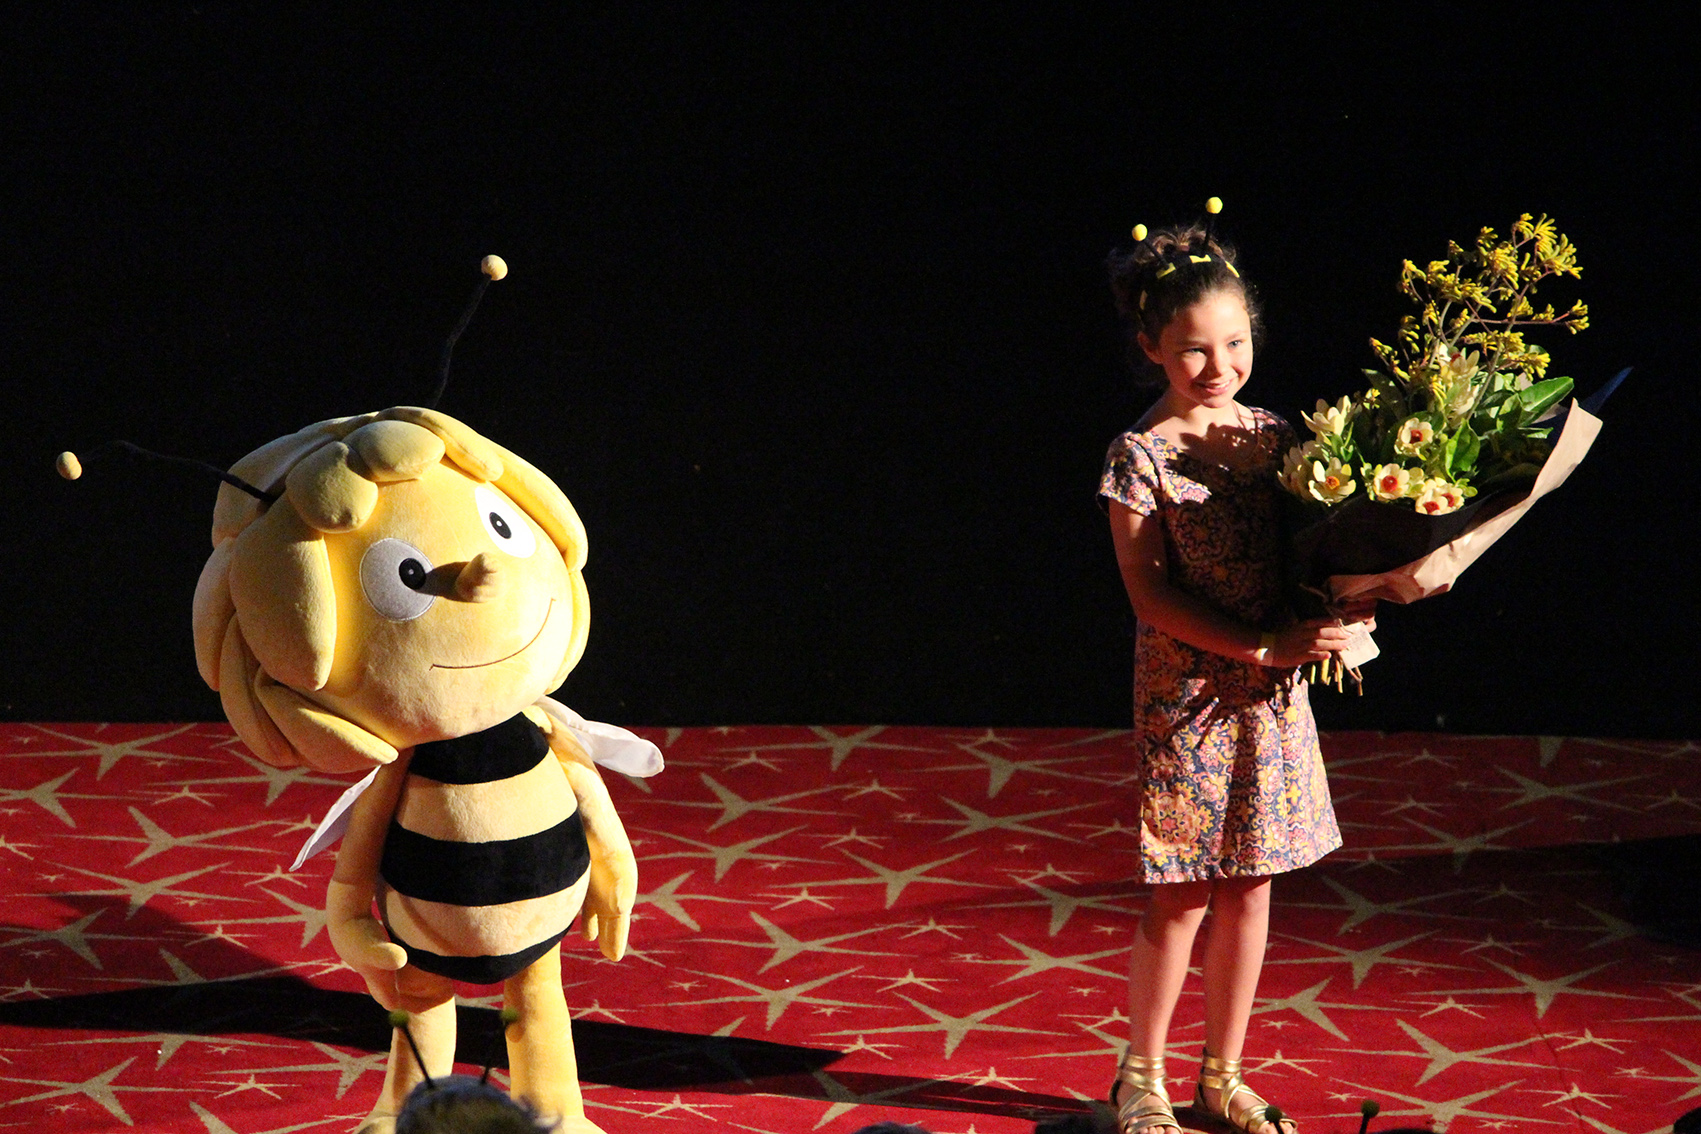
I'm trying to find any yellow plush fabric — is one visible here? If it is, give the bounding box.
[229,500,338,694]
[198,404,632,1132]
[191,540,237,690]
[347,418,446,483]
[216,619,297,768]
[382,406,505,482]
[254,676,399,772]
[285,442,379,534]
[203,410,592,762]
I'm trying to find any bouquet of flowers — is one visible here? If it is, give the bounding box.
[1279,215,1613,690]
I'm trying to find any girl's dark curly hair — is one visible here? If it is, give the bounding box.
[1107,223,1263,386]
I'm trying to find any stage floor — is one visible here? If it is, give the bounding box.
[2,724,1698,1133]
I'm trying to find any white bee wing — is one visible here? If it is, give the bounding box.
[535,696,665,778]
[289,766,379,869]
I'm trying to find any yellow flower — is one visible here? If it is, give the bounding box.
[1413,478,1466,515]
[1306,457,1357,505]
[1394,417,1435,456]
[1302,396,1353,438]
[1369,463,1414,502]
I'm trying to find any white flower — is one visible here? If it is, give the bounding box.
[1442,379,1478,426]
[1436,344,1480,383]
[1305,457,1357,505]
[1278,441,1318,495]
[1413,478,1466,515]
[1368,463,1415,502]
[1394,417,1435,456]
[1302,396,1353,438]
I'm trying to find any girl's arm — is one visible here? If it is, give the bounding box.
[1109,501,1354,666]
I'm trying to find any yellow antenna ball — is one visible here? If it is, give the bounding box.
[1205,196,1223,215]
[481,254,508,282]
[388,1009,410,1029]
[500,1006,521,1027]
[56,451,83,480]
[1132,223,1148,241]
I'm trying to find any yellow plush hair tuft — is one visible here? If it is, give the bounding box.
[195,407,592,771]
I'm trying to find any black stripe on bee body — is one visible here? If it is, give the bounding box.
[388,927,569,985]
[409,714,550,785]
[381,812,590,906]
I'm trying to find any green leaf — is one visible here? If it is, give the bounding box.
[1444,424,1480,478]
[1472,389,1512,435]
[1516,376,1574,419]
[1352,410,1381,464]
[1477,388,1514,413]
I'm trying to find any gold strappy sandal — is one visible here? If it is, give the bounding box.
[1194,1049,1296,1133]
[1109,1048,1179,1134]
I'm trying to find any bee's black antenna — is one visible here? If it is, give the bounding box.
[56,441,280,504]
[389,1009,438,1091]
[427,254,508,410]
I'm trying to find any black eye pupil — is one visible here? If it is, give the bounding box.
[489,512,512,539]
[398,559,427,590]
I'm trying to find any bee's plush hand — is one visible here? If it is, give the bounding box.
[326,879,409,1008]
[581,840,636,962]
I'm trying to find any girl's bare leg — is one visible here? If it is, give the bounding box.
[1199,875,1270,1062]
[1198,875,1289,1133]
[1117,879,1211,1120]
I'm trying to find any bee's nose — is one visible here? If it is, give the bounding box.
[453,553,502,602]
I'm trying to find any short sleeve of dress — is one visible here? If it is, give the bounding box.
[1099,432,1160,516]
[1259,408,1300,455]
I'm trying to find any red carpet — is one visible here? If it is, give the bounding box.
[2,724,1698,1133]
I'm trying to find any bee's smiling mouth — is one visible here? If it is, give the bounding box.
[431,599,554,670]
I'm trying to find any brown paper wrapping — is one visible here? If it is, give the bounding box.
[1329,400,1602,606]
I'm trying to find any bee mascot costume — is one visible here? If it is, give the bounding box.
[177,260,654,1134]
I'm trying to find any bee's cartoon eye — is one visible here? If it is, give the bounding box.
[398,558,428,590]
[475,485,537,558]
[360,538,438,621]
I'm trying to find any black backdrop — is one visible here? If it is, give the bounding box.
[6,7,1695,737]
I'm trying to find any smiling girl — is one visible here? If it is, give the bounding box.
[1096,216,1363,1134]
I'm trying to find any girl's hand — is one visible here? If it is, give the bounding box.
[1267,619,1359,667]
[1334,596,1378,630]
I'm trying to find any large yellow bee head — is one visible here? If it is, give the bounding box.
[192,406,589,772]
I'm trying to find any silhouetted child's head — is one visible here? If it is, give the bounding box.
[396,1075,556,1134]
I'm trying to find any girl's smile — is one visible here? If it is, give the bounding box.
[1139,289,1253,418]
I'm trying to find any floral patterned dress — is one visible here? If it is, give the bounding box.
[1099,407,1340,882]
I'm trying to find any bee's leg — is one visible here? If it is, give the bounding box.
[361,965,457,1131]
[503,942,602,1132]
